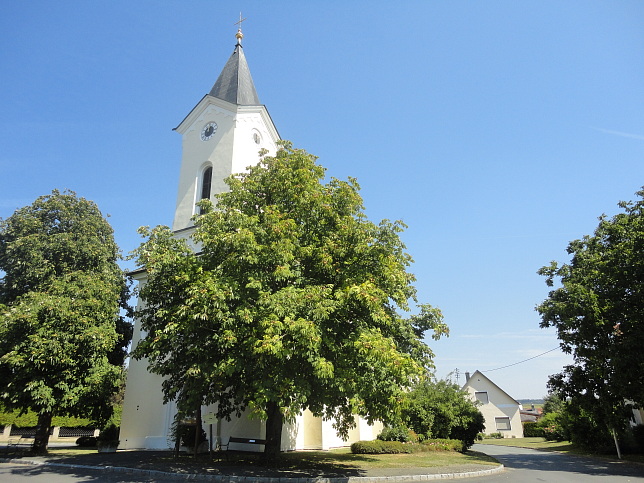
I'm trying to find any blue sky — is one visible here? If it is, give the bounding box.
[2,2,643,399]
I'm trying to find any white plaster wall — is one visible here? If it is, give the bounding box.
[120,284,176,449]
[464,374,524,439]
[172,97,278,231]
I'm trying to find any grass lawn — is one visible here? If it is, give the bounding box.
[36,446,500,475]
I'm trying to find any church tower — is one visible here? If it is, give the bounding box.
[120,28,281,450]
[120,27,382,452]
[172,27,279,232]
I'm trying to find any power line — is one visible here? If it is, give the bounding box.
[485,347,560,372]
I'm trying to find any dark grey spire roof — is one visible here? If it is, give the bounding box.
[209,41,260,105]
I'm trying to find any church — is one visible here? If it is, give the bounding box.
[119,27,382,452]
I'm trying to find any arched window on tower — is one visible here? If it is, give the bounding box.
[199,166,213,215]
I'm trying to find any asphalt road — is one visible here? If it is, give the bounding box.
[471,443,644,482]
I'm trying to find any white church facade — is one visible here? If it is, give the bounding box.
[119,28,382,451]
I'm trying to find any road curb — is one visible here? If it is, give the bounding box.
[1,457,504,481]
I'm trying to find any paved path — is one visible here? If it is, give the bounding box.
[470,444,644,482]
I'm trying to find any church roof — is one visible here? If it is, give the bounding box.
[209,33,260,106]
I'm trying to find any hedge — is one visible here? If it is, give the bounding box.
[351,439,464,454]
[523,422,545,437]
[0,409,92,428]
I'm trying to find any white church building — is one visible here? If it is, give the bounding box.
[119,28,382,451]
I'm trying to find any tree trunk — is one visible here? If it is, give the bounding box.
[32,412,52,454]
[264,401,283,460]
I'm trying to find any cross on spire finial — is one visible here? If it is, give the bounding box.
[234,12,247,44]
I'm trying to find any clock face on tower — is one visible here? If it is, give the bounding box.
[200,122,218,141]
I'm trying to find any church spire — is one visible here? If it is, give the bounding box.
[209,17,260,106]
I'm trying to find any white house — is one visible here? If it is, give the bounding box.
[119,27,382,452]
[462,370,524,438]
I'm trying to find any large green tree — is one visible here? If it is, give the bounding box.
[132,142,447,456]
[0,190,130,453]
[537,189,644,457]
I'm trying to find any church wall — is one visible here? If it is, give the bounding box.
[173,99,237,231]
[120,285,176,449]
[230,108,278,175]
[302,410,323,450]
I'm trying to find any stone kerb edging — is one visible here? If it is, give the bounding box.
[1,457,504,481]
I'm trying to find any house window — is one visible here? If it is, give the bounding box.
[199,166,213,215]
[495,417,511,431]
[475,391,489,404]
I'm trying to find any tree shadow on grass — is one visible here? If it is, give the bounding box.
[7,448,375,478]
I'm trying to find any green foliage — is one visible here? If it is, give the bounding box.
[485,433,504,439]
[131,143,447,455]
[351,439,463,454]
[400,379,485,449]
[537,189,644,446]
[537,412,566,442]
[0,408,93,428]
[542,392,565,416]
[96,423,120,444]
[0,190,132,449]
[377,425,417,443]
[76,436,97,447]
[351,440,413,454]
[522,422,545,438]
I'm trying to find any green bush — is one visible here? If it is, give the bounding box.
[377,425,417,443]
[0,409,92,428]
[351,440,412,454]
[97,424,120,444]
[76,436,97,447]
[351,439,463,454]
[523,422,545,437]
[538,412,566,442]
[400,379,485,450]
[421,439,464,452]
[486,432,504,439]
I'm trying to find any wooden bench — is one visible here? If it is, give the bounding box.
[218,436,266,459]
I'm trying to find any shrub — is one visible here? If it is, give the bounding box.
[538,412,566,442]
[0,408,93,428]
[96,424,120,445]
[351,440,412,454]
[449,409,485,449]
[486,432,504,439]
[421,438,464,452]
[400,379,485,450]
[76,436,97,447]
[377,425,417,443]
[523,422,545,437]
[351,438,464,454]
